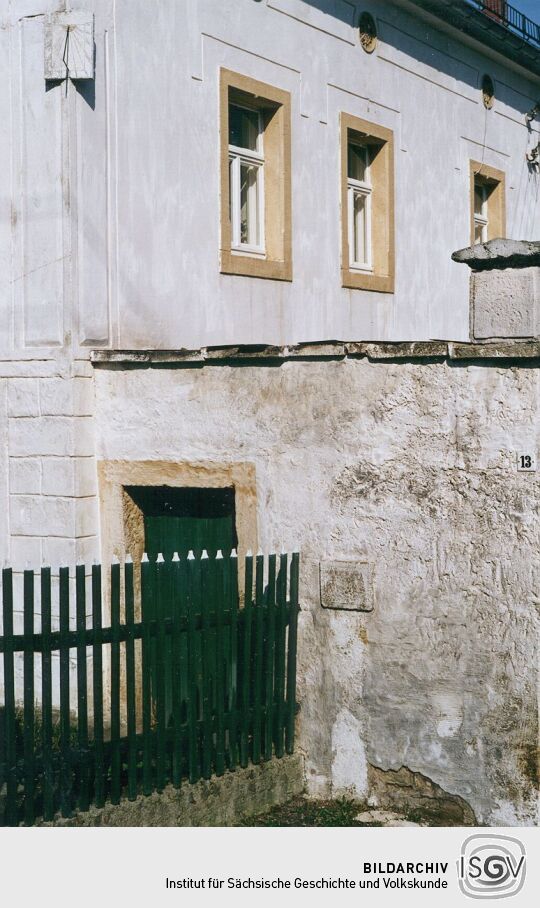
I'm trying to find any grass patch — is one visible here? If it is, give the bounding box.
[239,796,384,827]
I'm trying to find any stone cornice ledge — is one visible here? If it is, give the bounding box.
[452,239,540,271]
[91,340,540,366]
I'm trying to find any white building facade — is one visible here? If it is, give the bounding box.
[0,0,539,824]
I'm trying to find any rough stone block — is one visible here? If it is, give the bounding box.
[472,268,539,340]
[42,537,76,570]
[75,497,98,537]
[9,416,94,457]
[9,536,42,570]
[319,560,374,611]
[8,379,39,417]
[453,238,540,269]
[35,753,305,827]
[75,536,100,565]
[42,456,97,497]
[39,378,74,416]
[73,378,95,416]
[9,417,72,457]
[75,458,98,496]
[9,495,75,537]
[39,378,94,417]
[42,457,73,496]
[72,417,95,456]
[10,458,41,494]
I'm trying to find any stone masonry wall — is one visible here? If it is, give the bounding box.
[93,355,539,826]
[0,362,100,708]
[2,363,99,570]
[35,754,304,827]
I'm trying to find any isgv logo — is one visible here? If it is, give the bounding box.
[458,835,526,900]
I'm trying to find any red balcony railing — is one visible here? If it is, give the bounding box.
[468,0,540,46]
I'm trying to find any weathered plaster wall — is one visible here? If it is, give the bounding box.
[93,358,539,826]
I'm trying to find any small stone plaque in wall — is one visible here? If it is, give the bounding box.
[319,561,373,612]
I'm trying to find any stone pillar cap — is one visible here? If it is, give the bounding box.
[452,238,540,270]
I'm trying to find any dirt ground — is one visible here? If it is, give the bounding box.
[239,797,448,827]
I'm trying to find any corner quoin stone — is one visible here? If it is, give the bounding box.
[472,267,539,339]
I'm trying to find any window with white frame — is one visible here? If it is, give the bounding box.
[347,141,372,270]
[470,163,505,247]
[228,103,265,254]
[341,114,394,293]
[473,178,489,244]
[220,70,292,281]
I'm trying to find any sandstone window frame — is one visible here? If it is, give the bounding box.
[470,160,506,245]
[341,113,395,293]
[220,69,292,281]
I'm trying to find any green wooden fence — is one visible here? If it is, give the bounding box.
[0,551,300,826]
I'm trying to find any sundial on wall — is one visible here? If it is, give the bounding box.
[44,11,95,81]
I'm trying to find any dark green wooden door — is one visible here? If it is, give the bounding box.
[137,486,237,560]
[126,486,238,729]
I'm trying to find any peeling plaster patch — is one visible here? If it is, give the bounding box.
[367,764,477,826]
[331,708,368,797]
[437,718,462,738]
[489,801,535,828]
[433,692,463,738]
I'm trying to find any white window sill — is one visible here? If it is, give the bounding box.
[231,246,267,259]
[349,263,373,273]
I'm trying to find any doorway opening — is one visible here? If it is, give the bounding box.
[124,485,239,727]
[125,485,238,559]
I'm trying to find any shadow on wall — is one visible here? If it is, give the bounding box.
[294,0,537,113]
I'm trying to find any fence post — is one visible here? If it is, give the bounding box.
[155,554,167,792]
[141,555,153,796]
[110,561,122,804]
[91,564,105,808]
[59,566,72,818]
[2,569,17,826]
[215,551,226,777]
[200,551,213,780]
[239,553,253,768]
[285,553,300,754]
[41,567,54,821]
[76,564,89,813]
[124,557,137,800]
[171,552,185,788]
[264,554,277,761]
[187,551,202,784]
[252,553,265,764]
[274,554,288,758]
[22,569,35,826]
[228,550,239,771]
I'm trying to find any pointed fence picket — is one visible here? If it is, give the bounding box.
[0,550,300,827]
